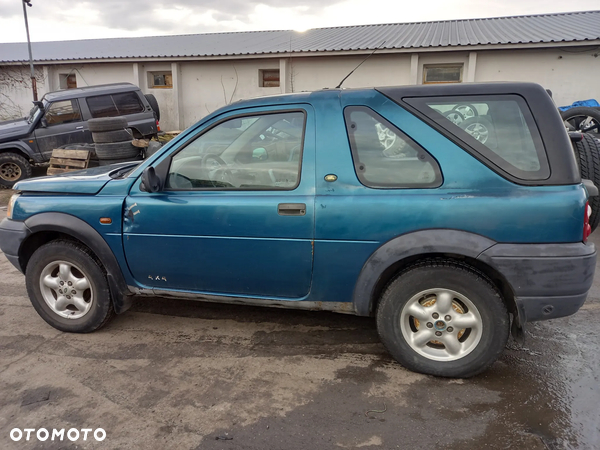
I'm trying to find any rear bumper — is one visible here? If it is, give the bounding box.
[0,218,29,272]
[478,241,596,323]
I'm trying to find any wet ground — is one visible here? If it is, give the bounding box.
[0,208,599,449]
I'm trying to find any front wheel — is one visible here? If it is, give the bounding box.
[25,240,115,332]
[376,261,509,378]
[0,152,32,187]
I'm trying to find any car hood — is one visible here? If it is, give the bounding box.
[14,162,139,194]
[0,118,32,141]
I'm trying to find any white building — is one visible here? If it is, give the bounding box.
[0,10,599,131]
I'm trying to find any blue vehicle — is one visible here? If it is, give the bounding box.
[0,82,596,377]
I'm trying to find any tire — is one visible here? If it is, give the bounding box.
[443,110,465,125]
[92,129,132,144]
[0,152,33,187]
[459,116,496,147]
[94,141,140,160]
[144,94,160,122]
[376,260,509,378]
[88,117,128,133]
[99,155,143,166]
[573,133,600,232]
[60,143,96,152]
[25,240,115,333]
[452,103,478,120]
[146,140,163,157]
[561,107,600,134]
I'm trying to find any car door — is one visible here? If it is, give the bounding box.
[123,105,316,299]
[34,99,89,159]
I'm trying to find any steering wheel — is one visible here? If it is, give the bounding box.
[201,153,235,187]
[167,172,193,189]
[288,144,302,162]
[375,123,397,150]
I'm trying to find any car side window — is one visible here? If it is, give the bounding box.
[166,111,305,190]
[44,100,82,126]
[344,107,442,188]
[87,95,119,118]
[405,95,549,180]
[113,92,144,115]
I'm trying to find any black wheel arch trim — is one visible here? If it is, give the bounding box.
[0,141,41,163]
[22,212,133,314]
[352,229,497,317]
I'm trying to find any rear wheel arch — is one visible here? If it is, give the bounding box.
[352,230,518,322]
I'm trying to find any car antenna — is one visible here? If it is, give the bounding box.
[335,40,386,89]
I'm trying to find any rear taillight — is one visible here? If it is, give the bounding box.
[156,120,161,132]
[583,201,592,242]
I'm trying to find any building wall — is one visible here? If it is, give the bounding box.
[474,48,600,107]
[2,46,599,129]
[179,58,281,127]
[134,62,177,131]
[290,54,413,92]
[0,65,47,120]
[46,63,135,92]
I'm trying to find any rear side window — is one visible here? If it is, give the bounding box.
[344,107,442,188]
[113,92,144,115]
[87,95,118,118]
[405,95,549,180]
[87,92,144,118]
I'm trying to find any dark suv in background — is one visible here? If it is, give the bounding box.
[0,83,159,187]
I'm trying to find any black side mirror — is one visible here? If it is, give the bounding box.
[39,117,48,128]
[140,166,162,192]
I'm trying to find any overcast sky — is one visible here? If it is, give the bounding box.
[0,0,594,43]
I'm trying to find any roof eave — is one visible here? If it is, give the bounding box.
[1,39,598,65]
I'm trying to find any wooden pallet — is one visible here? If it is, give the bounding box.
[47,149,91,176]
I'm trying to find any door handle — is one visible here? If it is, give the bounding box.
[278,203,306,216]
[75,126,83,129]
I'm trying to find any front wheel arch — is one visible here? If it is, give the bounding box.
[20,213,134,314]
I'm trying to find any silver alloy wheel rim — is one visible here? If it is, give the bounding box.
[464,123,489,144]
[567,115,600,133]
[445,111,464,125]
[39,260,94,319]
[454,105,476,119]
[400,288,483,362]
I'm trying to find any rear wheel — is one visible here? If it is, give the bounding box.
[0,152,32,187]
[25,240,115,332]
[376,261,509,378]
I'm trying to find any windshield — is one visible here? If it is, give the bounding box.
[27,99,47,123]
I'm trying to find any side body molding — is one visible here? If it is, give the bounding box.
[352,229,497,316]
[23,212,133,314]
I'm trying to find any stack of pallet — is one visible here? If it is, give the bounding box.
[47,149,91,175]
